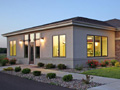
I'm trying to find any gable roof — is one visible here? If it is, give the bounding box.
[105,19,120,28]
[2,17,116,37]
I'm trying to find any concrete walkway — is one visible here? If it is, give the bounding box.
[1,64,120,90]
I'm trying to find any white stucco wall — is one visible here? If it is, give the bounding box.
[7,26,74,68]
[73,26,115,67]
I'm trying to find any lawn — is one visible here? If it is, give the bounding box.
[81,67,120,79]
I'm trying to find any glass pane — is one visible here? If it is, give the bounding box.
[87,36,94,57]
[30,33,34,42]
[53,36,59,57]
[24,41,28,58]
[13,41,16,56]
[10,41,13,56]
[95,36,101,56]
[60,35,66,57]
[36,33,40,39]
[36,40,40,58]
[25,34,28,40]
[102,37,107,56]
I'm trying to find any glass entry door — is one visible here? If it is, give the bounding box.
[30,33,35,64]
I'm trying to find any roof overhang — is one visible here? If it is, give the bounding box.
[2,20,116,37]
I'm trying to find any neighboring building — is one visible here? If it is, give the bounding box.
[2,17,120,68]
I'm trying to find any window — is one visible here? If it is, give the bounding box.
[60,35,66,57]
[53,35,66,57]
[53,36,59,57]
[30,33,34,42]
[36,33,40,58]
[10,41,16,56]
[87,35,108,57]
[87,36,94,57]
[24,34,29,58]
[102,37,107,56]
[95,36,101,56]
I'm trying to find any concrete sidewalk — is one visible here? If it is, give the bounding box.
[1,64,120,90]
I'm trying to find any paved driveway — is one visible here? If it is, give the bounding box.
[0,72,72,90]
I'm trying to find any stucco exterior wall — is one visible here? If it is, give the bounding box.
[7,26,74,68]
[73,26,115,67]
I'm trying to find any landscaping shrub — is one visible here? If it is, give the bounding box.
[9,58,16,65]
[0,58,9,66]
[45,63,56,69]
[37,62,44,67]
[22,68,31,74]
[62,74,73,82]
[87,60,99,68]
[57,64,67,69]
[15,66,21,72]
[33,71,41,76]
[3,67,14,71]
[115,62,120,67]
[111,60,117,66]
[104,60,110,66]
[75,65,83,71]
[46,73,56,79]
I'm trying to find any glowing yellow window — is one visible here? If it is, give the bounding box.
[60,35,66,57]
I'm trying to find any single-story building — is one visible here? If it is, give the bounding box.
[2,17,120,68]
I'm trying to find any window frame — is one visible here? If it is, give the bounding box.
[52,34,66,58]
[87,35,108,57]
[35,33,40,58]
[9,40,16,56]
[24,34,29,58]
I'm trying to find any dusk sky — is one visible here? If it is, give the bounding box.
[0,0,120,48]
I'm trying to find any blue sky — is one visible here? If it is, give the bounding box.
[0,0,120,47]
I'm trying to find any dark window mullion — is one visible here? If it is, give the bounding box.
[101,37,102,56]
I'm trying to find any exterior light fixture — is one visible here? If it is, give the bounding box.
[40,37,44,42]
[19,40,23,44]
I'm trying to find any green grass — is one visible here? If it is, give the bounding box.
[81,67,120,79]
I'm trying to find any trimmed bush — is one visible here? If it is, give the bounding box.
[9,58,16,65]
[57,64,66,69]
[45,63,56,69]
[0,58,9,66]
[115,62,120,67]
[38,62,44,67]
[15,66,21,72]
[87,60,99,68]
[104,60,110,66]
[33,71,41,76]
[22,68,31,74]
[111,60,117,66]
[75,65,83,71]
[62,74,73,82]
[46,73,56,79]
[3,67,14,71]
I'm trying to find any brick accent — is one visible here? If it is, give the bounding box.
[115,32,120,61]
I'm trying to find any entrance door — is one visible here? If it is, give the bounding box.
[30,33,35,64]
[30,43,34,64]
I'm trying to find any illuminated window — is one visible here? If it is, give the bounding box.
[53,35,66,57]
[30,33,34,42]
[95,36,101,56]
[10,41,16,56]
[60,35,66,57]
[53,36,59,57]
[87,35,107,57]
[102,37,107,56]
[24,34,28,58]
[36,33,40,58]
[87,36,94,57]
